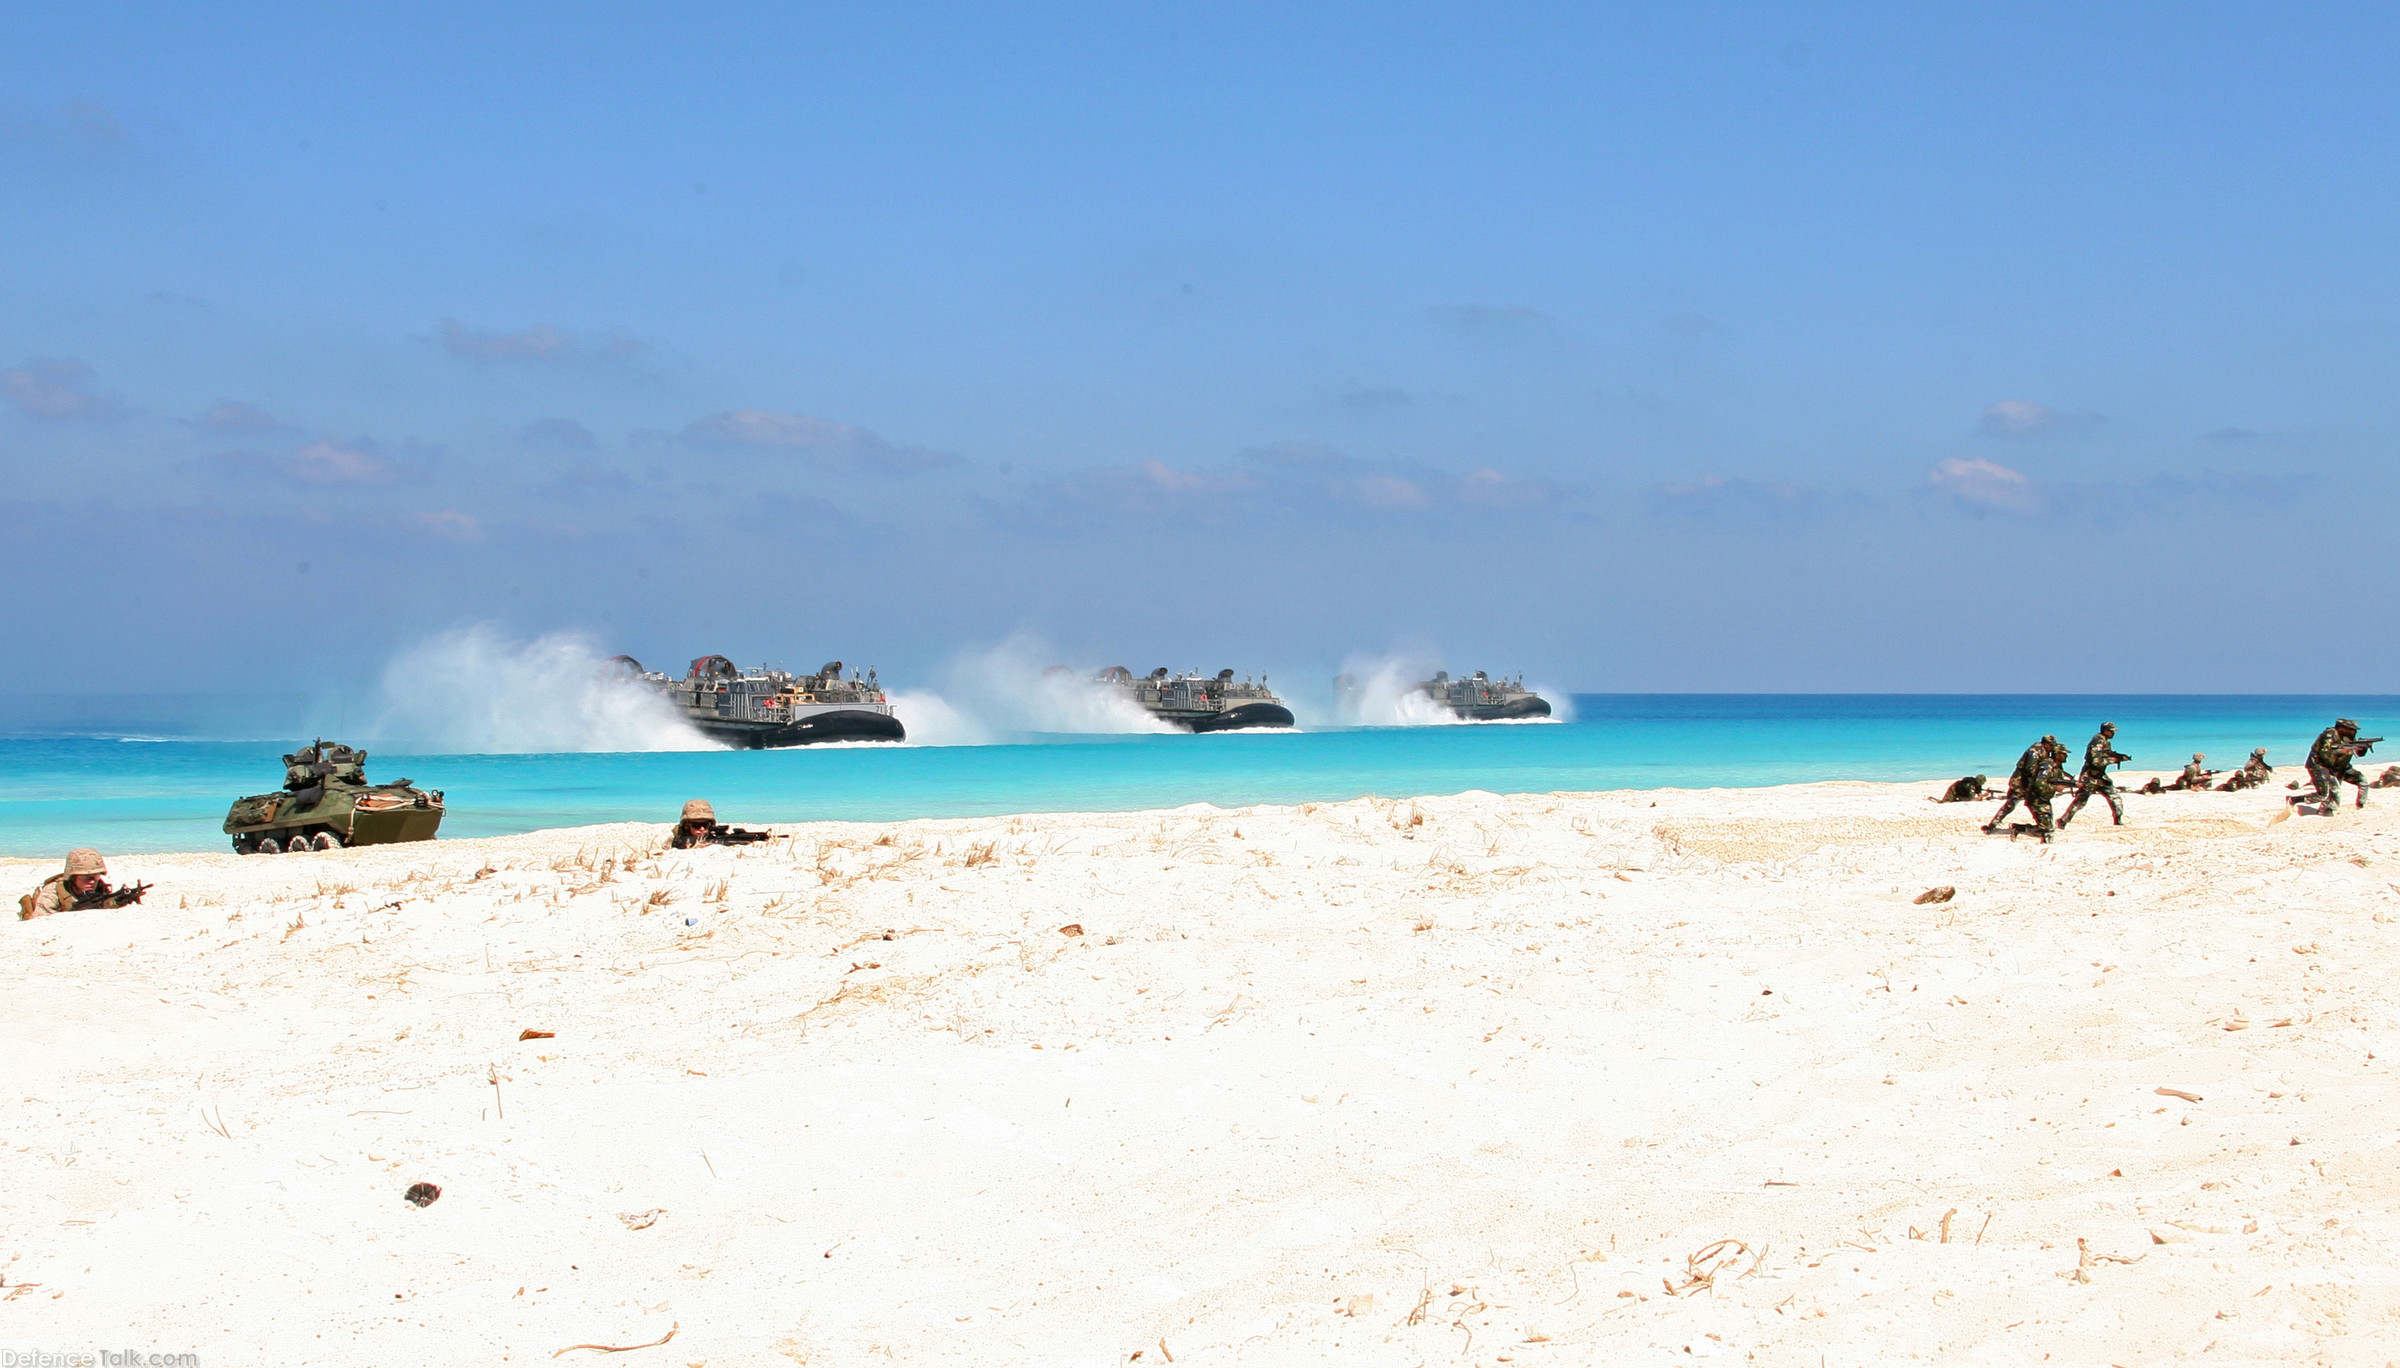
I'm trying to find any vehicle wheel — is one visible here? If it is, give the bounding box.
[255,835,283,855]
[313,831,342,851]
[283,831,311,852]
[232,836,255,855]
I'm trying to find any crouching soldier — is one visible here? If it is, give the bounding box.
[20,848,148,920]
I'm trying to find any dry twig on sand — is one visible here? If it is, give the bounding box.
[551,1322,678,1357]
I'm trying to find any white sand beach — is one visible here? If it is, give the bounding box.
[7,775,2398,1365]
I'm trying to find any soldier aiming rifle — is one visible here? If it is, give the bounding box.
[2296,719,2380,813]
[20,848,149,920]
[669,799,782,849]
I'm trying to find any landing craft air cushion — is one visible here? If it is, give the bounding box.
[611,655,905,747]
[1097,666,1294,732]
[1417,670,1551,720]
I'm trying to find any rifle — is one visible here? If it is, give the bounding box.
[73,880,149,910]
[2345,737,2384,756]
[706,825,780,846]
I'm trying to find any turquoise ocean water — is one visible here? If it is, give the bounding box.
[1,695,2391,857]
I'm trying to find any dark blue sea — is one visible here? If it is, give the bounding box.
[1,695,2389,857]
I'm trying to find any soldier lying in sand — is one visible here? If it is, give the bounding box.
[1930,774,1994,803]
[20,848,149,920]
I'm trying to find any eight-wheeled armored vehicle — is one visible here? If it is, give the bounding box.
[222,740,445,854]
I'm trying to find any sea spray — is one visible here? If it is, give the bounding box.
[1328,651,1464,727]
[886,690,992,746]
[369,625,717,753]
[934,632,1177,735]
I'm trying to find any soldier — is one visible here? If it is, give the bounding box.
[1985,736,2069,841]
[19,848,147,920]
[2303,718,2376,812]
[2372,764,2400,789]
[2059,723,2130,828]
[2219,748,2273,791]
[2168,753,2213,791]
[1932,774,1990,803]
[668,800,777,848]
[670,799,722,849]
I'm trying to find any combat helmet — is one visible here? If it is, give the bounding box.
[681,799,715,823]
[64,847,105,877]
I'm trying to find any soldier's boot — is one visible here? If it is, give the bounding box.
[2107,794,2125,825]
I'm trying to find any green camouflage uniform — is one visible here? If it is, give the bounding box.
[2060,730,2128,827]
[1986,741,2065,838]
[2308,726,2370,810]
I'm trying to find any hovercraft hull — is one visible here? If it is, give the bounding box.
[1443,695,1552,722]
[694,709,907,748]
[1179,702,1297,733]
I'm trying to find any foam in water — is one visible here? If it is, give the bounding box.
[370,625,718,753]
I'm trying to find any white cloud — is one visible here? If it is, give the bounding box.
[409,510,483,542]
[195,400,279,432]
[1979,399,2104,438]
[284,440,396,485]
[681,408,960,474]
[1,358,118,419]
[436,320,646,365]
[439,319,574,360]
[1929,456,2045,514]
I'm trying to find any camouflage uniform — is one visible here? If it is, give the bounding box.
[2373,765,2400,790]
[669,798,721,850]
[1936,775,1988,803]
[2060,727,2128,827]
[2307,723,2371,810]
[1985,738,2067,840]
[2220,749,2272,791]
[2171,755,2211,791]
[19,848,141,920]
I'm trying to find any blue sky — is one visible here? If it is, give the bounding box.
[5,3,2396,692]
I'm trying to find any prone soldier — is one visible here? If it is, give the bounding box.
[2373,765,2400,790]
[2168,754,2214,791]
[1931,774,1992,803]
[669,799,778,849]
[2218,748,2273,791]
[19,848,149,920]
[2059,722,2129,828]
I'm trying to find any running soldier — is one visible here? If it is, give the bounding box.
[2303,719,2377,812]
[1985,736,2069,841]
[2059,723,2129,828]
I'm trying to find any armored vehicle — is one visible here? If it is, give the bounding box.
[1418,670,1552,721]
[612,655,905,747]
[1097,666,1294,733]
[222,740,445,854]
